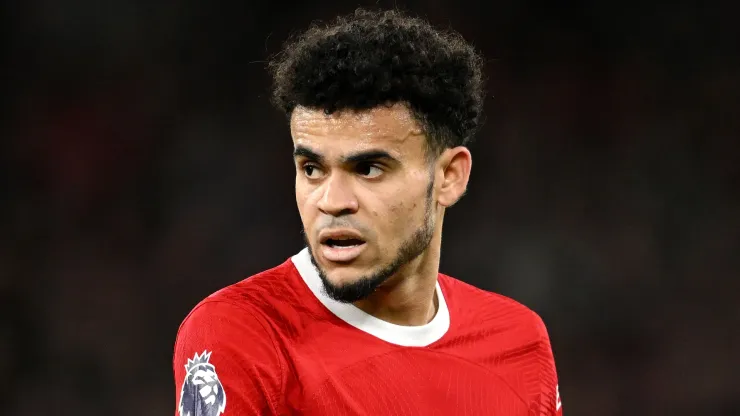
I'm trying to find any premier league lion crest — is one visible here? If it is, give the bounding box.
[179,350,227,416]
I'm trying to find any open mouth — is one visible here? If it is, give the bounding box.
[323,238,365,248]
[319,231,367,262]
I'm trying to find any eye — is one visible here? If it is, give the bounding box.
[302,163,324,179]
[356,163,384,179]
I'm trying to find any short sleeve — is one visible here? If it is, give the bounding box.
[173,301,283,416]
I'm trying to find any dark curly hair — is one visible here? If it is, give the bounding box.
[269,8,485,153]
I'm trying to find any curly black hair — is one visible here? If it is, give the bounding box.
[269,8,485,152]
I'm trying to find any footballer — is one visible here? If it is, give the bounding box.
[174,8,563,415]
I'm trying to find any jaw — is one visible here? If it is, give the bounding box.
[313,253,372,284]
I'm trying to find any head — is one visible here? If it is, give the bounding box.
[269,9,484,303]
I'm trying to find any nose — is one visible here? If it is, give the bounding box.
[316,173,359,216]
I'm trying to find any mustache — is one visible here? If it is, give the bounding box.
[305,216,371,237]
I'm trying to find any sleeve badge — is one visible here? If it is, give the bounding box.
[178,350,227,416]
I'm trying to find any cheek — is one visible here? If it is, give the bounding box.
[295,185,314,224]
[377,190,426,235]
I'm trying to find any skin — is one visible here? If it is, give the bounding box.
[291,103,472,326]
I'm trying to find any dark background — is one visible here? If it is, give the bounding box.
[2,1,738,415]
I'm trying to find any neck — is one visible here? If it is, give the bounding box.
[353,228,443,326]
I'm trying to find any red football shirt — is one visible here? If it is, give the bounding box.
[173,249,563,415]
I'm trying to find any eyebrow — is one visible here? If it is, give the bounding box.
[343,150,398,165]
[293,145,399,165]
[293,146,324,163]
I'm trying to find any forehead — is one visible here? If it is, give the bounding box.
[290,104,426,158]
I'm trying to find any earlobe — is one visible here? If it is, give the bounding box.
[436,147,472,207]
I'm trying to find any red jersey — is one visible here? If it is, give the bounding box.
[173,249,563,415]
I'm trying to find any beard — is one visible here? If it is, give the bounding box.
[304,178,436,303]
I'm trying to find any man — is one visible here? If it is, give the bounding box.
[174,8,563,415]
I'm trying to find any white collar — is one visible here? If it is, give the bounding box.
[291,248,450,347]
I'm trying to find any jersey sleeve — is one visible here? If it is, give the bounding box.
[530,312,563,416]
[173,300,283,416]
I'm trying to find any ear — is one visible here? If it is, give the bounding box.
[435,146,472,207]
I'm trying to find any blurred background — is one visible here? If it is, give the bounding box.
[2,0,739,415]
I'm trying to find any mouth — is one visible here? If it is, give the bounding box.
[323,237,365,248]
[318,231,367,262]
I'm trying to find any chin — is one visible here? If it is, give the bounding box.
[321,267,365,285]
[319,267,382,304]
[307,247,385,303]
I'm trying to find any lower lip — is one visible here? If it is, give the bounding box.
[320,243,366,263]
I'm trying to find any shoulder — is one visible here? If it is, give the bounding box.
[440,274,551,341]
[175,257,299,354]
[173,260,298,416]
[206,256,298,312]
[440,275,561,413]
[180,256,297,325]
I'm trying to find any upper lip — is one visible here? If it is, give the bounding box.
[319,229,366,244]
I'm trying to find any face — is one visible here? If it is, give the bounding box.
[291,104,437,303]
